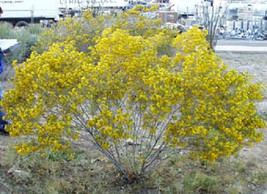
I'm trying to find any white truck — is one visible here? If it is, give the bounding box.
[0,0,59,27]
[0,0,129,27]
[58,0,129,16]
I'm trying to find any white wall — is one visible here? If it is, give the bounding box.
[169,0,229,13]
[0,0,58,19]
[169,0,201,13]
[58,0,128,9]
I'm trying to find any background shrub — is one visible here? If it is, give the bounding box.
[0,22,44,82]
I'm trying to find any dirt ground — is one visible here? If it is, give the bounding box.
[0,52,266,193]
[217,52,267,193]
[217,52,267,168]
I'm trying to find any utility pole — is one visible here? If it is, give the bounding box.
[202,0,228,50]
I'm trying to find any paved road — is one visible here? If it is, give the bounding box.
[215,40,267,52]
[217,39,267,47]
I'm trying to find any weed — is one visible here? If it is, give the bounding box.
[183,172,220,193]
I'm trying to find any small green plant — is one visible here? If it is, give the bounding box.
[0,22,13,38]
[183,172,219,193]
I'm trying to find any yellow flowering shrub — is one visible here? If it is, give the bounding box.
[1,8,265,181]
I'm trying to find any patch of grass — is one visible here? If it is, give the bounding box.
[150,154,267,193]
[1,139,267,193]
[260,111,267,122]
[0,141,138,193]
[182,172,219,193]
[251,170,267,185]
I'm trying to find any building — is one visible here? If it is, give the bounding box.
[59,0,129,10]
[169,0,201,14]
